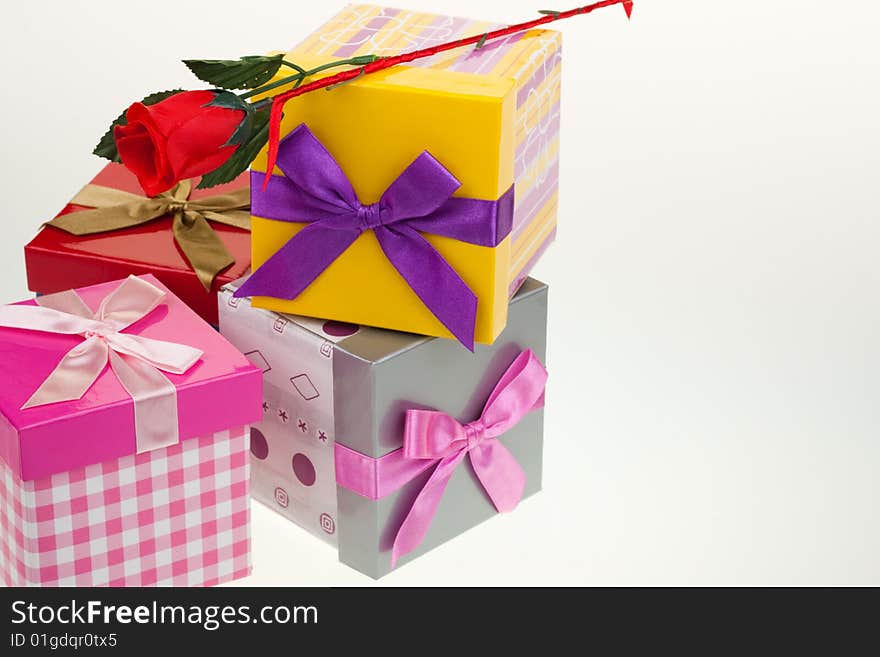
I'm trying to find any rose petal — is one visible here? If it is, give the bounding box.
[166,105,244,181]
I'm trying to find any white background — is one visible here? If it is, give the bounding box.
[1,1,878,585]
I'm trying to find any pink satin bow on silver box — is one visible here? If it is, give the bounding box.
[335,348,547,566]
[0,276,203,454]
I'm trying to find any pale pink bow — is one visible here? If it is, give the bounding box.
[392,349,548,566]
[0,275,202,453]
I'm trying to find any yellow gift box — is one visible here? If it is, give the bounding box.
[248,4,561,344]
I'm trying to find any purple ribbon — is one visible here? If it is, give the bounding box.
[235,124,514,349]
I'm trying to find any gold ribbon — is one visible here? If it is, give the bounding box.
[46,180,251,290]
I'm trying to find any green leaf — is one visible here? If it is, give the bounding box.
[205,91,252,146]
[197,109,270,189]
[93,89,183,162]
[183,55,285,90]
[205,90,251,112]
[225,110,254,148]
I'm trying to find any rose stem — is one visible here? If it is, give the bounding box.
[262,0,633,182]
[240,55,380,101]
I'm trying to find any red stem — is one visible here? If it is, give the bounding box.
[264,0,633,181]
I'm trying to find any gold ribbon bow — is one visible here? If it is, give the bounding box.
[46,180,250,290]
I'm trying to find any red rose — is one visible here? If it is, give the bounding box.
[114,90,245,196]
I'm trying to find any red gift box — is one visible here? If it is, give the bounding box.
[24,163,250,325]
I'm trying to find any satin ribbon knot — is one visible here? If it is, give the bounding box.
[237,123,516,350]
[83,325,113,340]
[464,419,487,451]
[0,276,204,454]
[356,202,385,231]
[389,349,548,566]
[166,199,190,216]
[45,178,251,291]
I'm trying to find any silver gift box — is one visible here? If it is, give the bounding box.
[218,278,548,578]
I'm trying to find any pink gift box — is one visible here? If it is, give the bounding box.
[0,275,262,586]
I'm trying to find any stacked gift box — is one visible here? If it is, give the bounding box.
[0,276,261,586]
[2,3,569,584]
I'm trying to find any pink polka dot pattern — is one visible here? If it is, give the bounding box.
[250,428,269,460]
[292,453,316,487]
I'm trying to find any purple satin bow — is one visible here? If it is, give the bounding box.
[391,349,547,566]
[235,124,514,350]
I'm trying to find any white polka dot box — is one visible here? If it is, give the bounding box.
[0,275,263,586]
[219,277,548,578]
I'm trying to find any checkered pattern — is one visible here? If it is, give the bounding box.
[0,426,251,587]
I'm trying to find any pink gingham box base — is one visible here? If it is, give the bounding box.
[0,426,251,587]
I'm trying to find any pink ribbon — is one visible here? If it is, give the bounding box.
[334,349,547,567]
[0,276,203,454]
